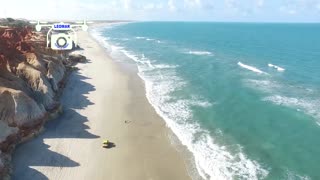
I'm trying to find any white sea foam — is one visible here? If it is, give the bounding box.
[263,95,320,122]
[285,169,311,180]
[276,67,285,71]
[135,36,147,39]
[154,64,178,69]
[121,50,145,64]
[268,63,274,67]
[90,29,113,52]
[90,29,268,179]
[120,38,130,41]
[136,37,163,43]
[245,78,320,126]
[143,80,268,180]
[122,50,268,180]
[146,38,161,43]
[121,51,179,72]
[245,78,316,97]
[268,63,285,72]
[245,79,282,94]
[238,62,266,74]
[110,45,123,51]
[188,51,213,56]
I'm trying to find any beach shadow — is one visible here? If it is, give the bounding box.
[103,142,116,149]
[67,46,85,53]
[73,46,85,51]
[12,140,80,180]
[44,109,99,139]
[12,69,99,180]
[85,58,92,64]
[13,167,49,180]
[61,71,95,109]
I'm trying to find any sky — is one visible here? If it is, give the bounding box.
[1,0,320,22]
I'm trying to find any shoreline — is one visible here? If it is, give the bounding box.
[89,22,202,179]
[12,30,192,179]
[112,46,200,180]
[89,22,203,180]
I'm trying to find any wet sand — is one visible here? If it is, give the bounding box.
[12,30,191,180]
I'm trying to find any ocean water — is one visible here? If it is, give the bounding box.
[91,22,320,180]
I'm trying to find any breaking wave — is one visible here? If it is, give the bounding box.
[187,51,213,56]
[135,36,162,43]
[120,50,268,180]
[91,26,268,180]
[263,95,320,124]
[238,62,267,74]
[244,77,320,124]
[135,36,147,39]
[268,63,285,72]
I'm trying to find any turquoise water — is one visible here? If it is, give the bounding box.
[91,22,320,180]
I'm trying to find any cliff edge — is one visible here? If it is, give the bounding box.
[0,18,83,179]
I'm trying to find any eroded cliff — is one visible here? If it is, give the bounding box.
[0,21,79,179]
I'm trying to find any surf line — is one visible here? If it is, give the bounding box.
[238,61,268,74]
[268,63,285,72]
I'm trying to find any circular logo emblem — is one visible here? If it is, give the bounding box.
[56,37,67,47]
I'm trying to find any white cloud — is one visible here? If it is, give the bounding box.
[224,0,267,15]
[225,0,238,10]
[288,9,297,14]
[226,0,264,10]
[168,0,177,12]
[143,3,163,10]
[123,0,131,10]
[280,6,297,15]
[225,0,239,13]
[184,0,202,8]
[256,0,264,8]
[1,0,320,22]
[279,0,320,15]
[317,3,320,11]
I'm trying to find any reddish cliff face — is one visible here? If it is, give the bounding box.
[1,29,23,42]
[0,26,68,179]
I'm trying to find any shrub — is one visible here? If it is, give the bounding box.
[0,18,31,28]
[6,18,15,22]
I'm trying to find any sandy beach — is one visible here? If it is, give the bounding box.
[12,30,191,180]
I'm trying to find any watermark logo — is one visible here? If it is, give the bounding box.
[30,20,91,51]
